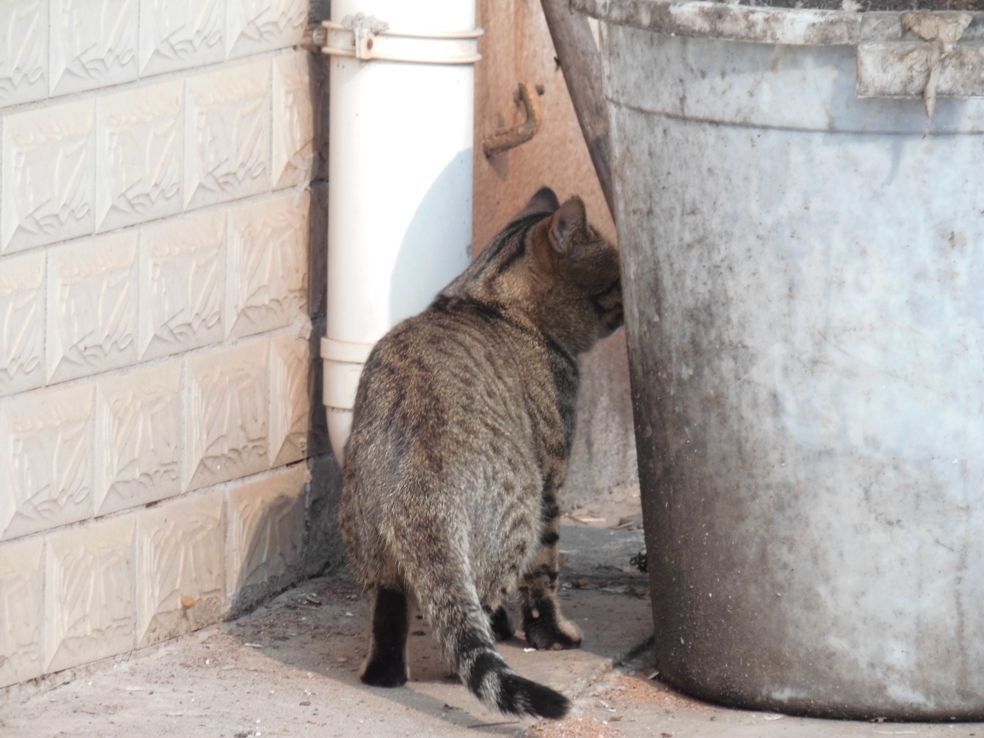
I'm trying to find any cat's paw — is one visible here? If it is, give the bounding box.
[360,656,409,687]
[489,605,515,642]
[522,601,582,651]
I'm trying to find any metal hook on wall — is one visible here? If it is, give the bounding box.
[482,82,543,157]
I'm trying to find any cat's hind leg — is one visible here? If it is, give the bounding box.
[391,521,569,718]
[520,520,582,650]
[360,586,410,687]
[485,603,515,642]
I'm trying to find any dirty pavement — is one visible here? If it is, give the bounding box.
[2,525,982,738]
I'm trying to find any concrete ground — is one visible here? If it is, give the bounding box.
[2,524,982,738]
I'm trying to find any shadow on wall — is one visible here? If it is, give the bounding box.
[389,148,474,325]
[225,453,343,617]
[224,177,341,617]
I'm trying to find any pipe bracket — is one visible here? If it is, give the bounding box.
[316,16,482,65]
[321,337,375,413]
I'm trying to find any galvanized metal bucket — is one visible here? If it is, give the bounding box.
[577,0,984,719]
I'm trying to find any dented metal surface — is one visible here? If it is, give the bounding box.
[574,0,864,45]
[857,40,984,97]
[586,0,984,721]
[857,11,984,111]
[575,0,984,104]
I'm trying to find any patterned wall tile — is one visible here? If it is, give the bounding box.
[44,516,135,672]
[0,99,95,253]
[136,491,225,646]
[139,0,224,77]
[269,332,312,467]
[50,0,138,96]
[227,0,307,59]
[0,0,47,109]
[95,363,182,516]
[0,537,44,687]
[47,231,138,384]
[272,51,314,189]
[139,209,225,361]
[227,191,309,338]
[184,340,270,491]
[0,252,45,397]
[0,385,95,541]
[184,58,271,210]
[226,463,308,600]
[96,79,182,233]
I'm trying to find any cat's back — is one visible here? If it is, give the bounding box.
[339,295,550,580]
[346,295,546,470]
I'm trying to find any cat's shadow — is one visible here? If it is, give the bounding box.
[217,421,650,734]
[221,573,530,734]
[388,148,475,326]
[221,549,652,734]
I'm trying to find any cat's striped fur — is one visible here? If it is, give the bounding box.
[338,188,622,720]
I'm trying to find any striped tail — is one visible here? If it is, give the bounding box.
[456,627,570,719]
[396,534,570,719]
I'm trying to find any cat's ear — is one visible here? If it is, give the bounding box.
[511,187,560,222]
[548,196,587,255]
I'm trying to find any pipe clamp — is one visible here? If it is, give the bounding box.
[321,336,375,364]
[316,16,482,65]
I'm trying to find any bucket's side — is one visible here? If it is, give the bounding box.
[604,20,984,719]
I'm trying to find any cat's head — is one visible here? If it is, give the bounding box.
[462,187,622,354]
[534,191,622,346]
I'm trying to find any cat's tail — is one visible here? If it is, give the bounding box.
[397,537,570,719]
[453,627,571,720]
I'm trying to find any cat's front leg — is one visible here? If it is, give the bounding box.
[519,518,582,650]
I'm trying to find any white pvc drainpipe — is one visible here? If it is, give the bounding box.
[318,1,480,464]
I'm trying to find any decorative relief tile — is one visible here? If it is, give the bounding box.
[184,340,270,491]
[227,191,309,338]
[184,59,271,210]
[95,363,182,516]
[269,332,312,466]
[0,99,95,253]
[139,0,224,77]
[0,0,47,109]
[139,210,225,360]
[0,537,44,687]
[226,463,308,599]
[44,515,135,673]
[136,491,225,646]
[96,80,182,233]
[272,51,314,189]
[50,0,138,96]
[47,231,138,384]
[0,252,45,397]
[0,385,95,541]
[227,0,307,59]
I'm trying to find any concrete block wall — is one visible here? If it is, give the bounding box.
[0,0,337,689]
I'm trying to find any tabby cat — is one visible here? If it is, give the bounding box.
[338,188,622,720]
